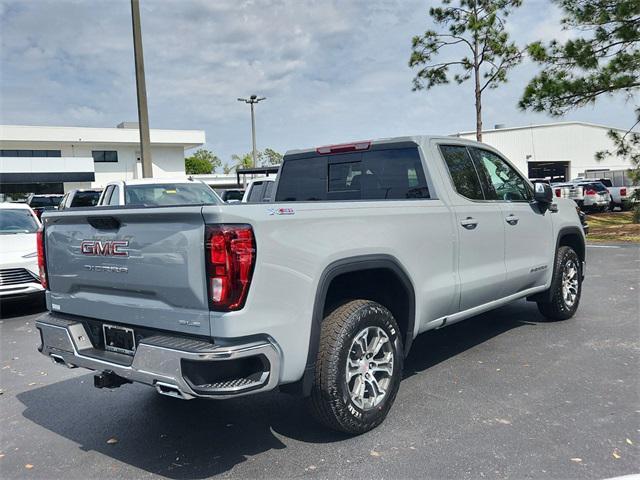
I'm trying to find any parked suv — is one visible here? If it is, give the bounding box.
[36,136,585,434]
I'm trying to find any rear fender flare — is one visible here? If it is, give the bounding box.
[295,254,416,396]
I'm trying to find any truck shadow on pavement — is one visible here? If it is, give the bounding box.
[17,300,541,479]
[0,293,46,319]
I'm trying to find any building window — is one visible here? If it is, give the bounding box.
[1,150,61,157]
[92,150,118,163]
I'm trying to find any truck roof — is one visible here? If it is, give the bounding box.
[1,202,33,210]
[105,177,202,186]
[283,135,481,157]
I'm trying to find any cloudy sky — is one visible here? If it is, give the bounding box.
[0,0,635,163]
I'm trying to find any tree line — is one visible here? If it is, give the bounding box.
[185,148,283,175]
[410,0,639,219]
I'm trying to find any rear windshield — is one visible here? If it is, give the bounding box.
[124,183,220,206]
[247,181,274,203]
[221,190,244,202]
[581,182,608,192]
[71,191,101,207]
[0,209,39,234]
[30,196,62,207]
[275,147,430,202]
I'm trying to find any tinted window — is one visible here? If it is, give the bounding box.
[440,145,484,200]
[29,196,62,207]
[470,148,532,201]
[92,150,118,162]
[221,190,244,202]
[124,183,219,206]
[360,149,429,199]
[1,150,61,157]
[275,147,430,202]
[247,182,266,203]
[0,209,39,234]
[276,156,326,201]
[263,181,274,201]
[584,182,608,192]
[70,191,101,207]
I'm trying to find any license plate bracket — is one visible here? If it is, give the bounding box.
[103,324,136,355]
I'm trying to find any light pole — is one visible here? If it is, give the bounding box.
[131,0,153,177]
[237,95,266,168]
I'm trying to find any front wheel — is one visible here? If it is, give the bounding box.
[307,300,403,434]
[537,246,582,320]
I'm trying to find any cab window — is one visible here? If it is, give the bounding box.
[439,145,484,200]
[470,148,532,201]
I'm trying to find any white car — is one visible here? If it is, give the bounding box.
[0,202,44,298]
[97,178,221,206]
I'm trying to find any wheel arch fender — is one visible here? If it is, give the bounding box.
[285,254,416,397]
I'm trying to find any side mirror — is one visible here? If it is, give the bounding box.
[533,182,553,204]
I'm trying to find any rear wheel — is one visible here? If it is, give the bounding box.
[307,300,403,434]
[537,246,582,320]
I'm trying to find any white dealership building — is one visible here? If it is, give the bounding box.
[0,123,205,197]
[456,121,634,183]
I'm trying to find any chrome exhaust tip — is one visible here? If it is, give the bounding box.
[50,353,76,369]
[155,381,189,400]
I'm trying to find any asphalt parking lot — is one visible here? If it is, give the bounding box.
[0,244,638,480]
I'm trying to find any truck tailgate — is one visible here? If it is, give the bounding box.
[43,206,211,336]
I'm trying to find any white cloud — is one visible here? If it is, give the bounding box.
[0,0,634,162]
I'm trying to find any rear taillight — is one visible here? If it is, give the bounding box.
[555,188,561,197]
[585,189,596,195]
[205,224,255,311]
[621,187,627,197]
[36,228,48,289]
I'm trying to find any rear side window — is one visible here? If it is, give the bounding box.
[275,147,430,202]
[247,182,266,203]
[588,182,608,192]
[71,191,101,207]
[276,157,326,201]
[263,181,274,201]
[439,145,484,200]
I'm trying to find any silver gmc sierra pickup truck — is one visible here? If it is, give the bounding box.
[36,136,586,434]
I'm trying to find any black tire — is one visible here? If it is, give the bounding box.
[307,300,404,435]
[537,246,582,321]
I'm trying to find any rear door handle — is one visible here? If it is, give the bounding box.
[505,215,519,226]
[460,217,478,230]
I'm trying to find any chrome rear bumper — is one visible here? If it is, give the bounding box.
[36,313,280,399]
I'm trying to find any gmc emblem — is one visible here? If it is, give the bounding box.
[81,240,129,257]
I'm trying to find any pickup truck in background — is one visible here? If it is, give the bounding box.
[242,177,277,203]
[96,178,220,207]
[36,136,586,434]
[553,180,610,211]
[58,189,103,210]
[26,194,64,219]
